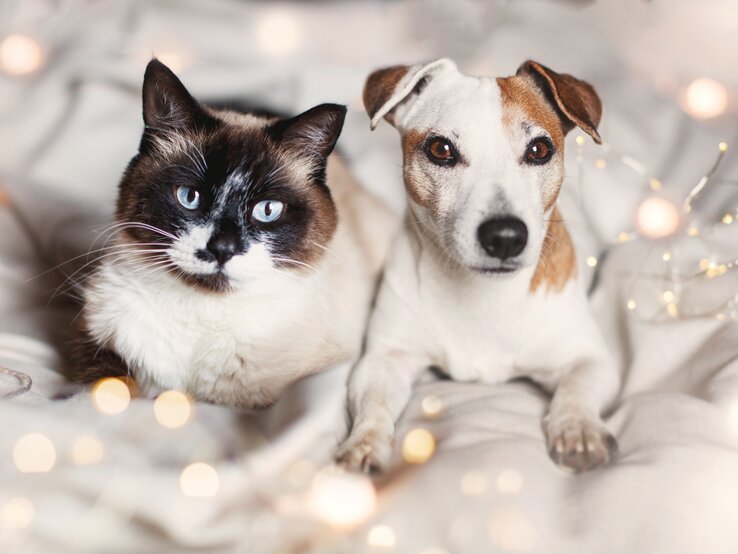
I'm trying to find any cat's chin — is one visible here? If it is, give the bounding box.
[177,271,234,293]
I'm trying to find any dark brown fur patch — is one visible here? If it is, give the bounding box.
[529,207,577,293]
[363,65,409,122]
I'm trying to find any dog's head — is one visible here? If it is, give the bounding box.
[364,59,601,276]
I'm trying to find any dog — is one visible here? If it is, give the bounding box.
[335,59,619,473]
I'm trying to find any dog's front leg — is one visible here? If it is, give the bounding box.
[543,358,619,472]
[336,349,429,473]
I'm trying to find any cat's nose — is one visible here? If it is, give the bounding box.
[205,234,238,266]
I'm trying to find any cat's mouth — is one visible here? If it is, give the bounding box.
[176,269,233,293]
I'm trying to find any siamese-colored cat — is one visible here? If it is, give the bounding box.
[68,59,395,408]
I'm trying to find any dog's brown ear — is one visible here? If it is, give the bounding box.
[364,59,456,130]
[517,60,602,144]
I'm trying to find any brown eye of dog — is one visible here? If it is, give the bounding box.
[525,137,554,165]
[425,137,458,166]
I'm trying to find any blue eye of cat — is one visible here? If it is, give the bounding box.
[252,200,284,223]
[176,185,201,210]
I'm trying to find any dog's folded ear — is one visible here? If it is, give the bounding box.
[517,60,602,144]
[364,59,457,130]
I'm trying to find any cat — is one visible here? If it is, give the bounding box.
[67,59,396,408]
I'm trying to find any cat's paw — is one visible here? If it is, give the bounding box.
[544,415,618,473]
[335,428,393,474]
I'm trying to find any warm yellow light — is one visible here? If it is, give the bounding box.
[460,470,488,496]
[367,524,396,548]
[256,8,302,58]
[401,428,436,464]
[421,395,444,418]
[594,158,607,170]
[667,303,679,318]
[684,77,728,119]
[92,378,130,415]
[496,469,524,495]
[635,196,681,240]
[617,231,632,243]
[308,468,376,527]
[662,250,671,262]
[13,433,56,473]
[489,509,538,552]
[586,256,598,268]
[699,258,711,271]
[180,463,219,497]
[662,290,675,303]
[0,497,34,530]
[723,214,734,225]
[0,34,43,76]
[719,142,729,153]
[154,390,192,429]
[575,135,585,146]
[627,298,637,311]
[688,226,700,237]
[648,178,663,191]
[71,435,104,466]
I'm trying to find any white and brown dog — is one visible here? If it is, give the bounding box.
[336,59,619,473]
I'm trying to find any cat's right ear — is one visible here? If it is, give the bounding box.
[142,59,200,130]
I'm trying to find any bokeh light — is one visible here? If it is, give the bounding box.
[153,390,192,429]
[92,378,131,415]
[13,433,56,473]
[0,34,44,76]
[421,395,444,418]
[402,428,436,464]
[367,524,396,548]
[71,435,105,466]
[308,468,376,527]
[0,497,34,530]
[256,8,302,58]
[683,77,728,119]
[180,463,219,497]
[489,509,538,552]
[460,470,488,496]
[496,469,524,495]
[635,196,681,240]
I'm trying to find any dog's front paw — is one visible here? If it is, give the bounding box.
[335,428,393,474]
[543,415,618,473]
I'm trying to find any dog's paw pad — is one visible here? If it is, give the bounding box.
[334,430,392,474]
[545,417,617,473]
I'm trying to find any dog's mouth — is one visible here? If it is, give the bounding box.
[472,264,521,275]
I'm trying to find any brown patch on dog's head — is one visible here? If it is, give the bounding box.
[529,207,577,293]
[364,65,410,126]
[115,59,345,292]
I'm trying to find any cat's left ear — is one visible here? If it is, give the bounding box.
[270,104,347,164]
[142,58,201,130]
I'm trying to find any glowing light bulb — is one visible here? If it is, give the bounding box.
[71,435,104,465]
[0,34,43,76]
[683,77,728,119]
[92,378,130,415]
[586,256,598,268]
[180,463,219,497]
[635,196,681,240]
[13,433,56,473]
[627,298,637,311]
[308,468,376,527]
[367,524,396,548]
[256,8,302,58]
[401,428,436,464]
[0,497,34,530]
[154,390,192,428]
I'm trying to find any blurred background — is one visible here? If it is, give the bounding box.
[2,1,738,553]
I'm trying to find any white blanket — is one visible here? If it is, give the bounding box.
[2,1,738,552]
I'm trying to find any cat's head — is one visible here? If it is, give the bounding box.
[116,59,346,292]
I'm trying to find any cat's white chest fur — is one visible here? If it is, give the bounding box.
[83,245,359,407]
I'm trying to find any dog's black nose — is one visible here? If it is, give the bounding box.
[477,217,528,260]
[205,234,239,266]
